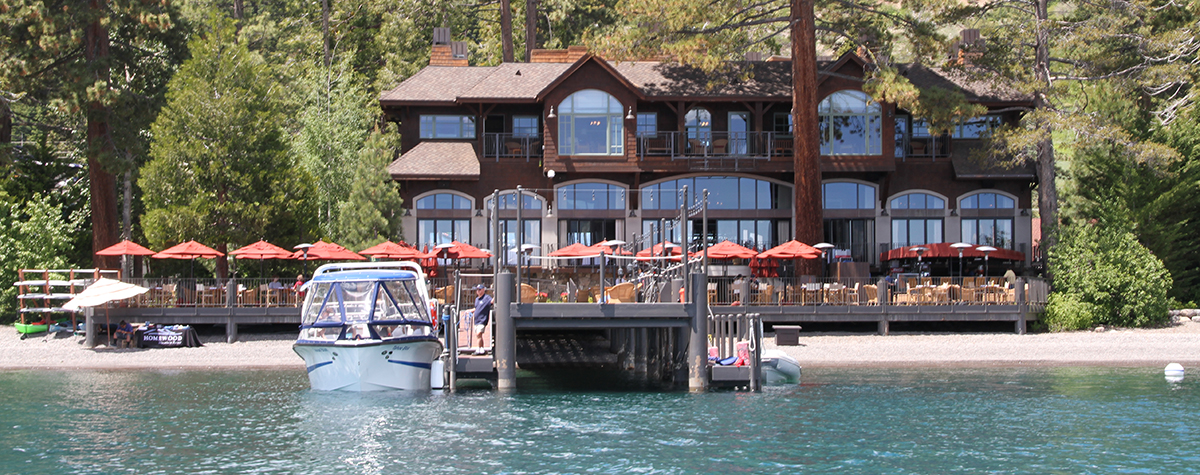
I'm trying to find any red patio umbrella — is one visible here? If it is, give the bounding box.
[359,240,432,260]
[290,240,366,261]
[151,239,225,280]
[879,242,1025,262]
[549,242,602,257]
[757,240,822,260]
[440,240,492,259]
[230,240,293,277]
[701,240,758,260]
[96,240,157,257]
[635,243,682,257]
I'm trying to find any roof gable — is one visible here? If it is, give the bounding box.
[536,54,645,101]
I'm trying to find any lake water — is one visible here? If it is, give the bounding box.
[2,367,1197,474]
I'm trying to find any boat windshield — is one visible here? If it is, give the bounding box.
[300,279,429,326]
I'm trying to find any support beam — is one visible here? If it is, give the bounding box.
[688,272,709,392]
[496,272,517,390]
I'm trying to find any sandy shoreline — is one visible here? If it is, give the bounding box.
[3,319,1200,371]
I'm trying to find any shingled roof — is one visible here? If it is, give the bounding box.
[379,54,1029,106]
[387,142,480,180]
[900,63,1030,104]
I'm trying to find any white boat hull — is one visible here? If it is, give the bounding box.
[293,338,443,391]
[761,349,802,385]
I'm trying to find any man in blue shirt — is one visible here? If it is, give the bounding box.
[469,284,493,353]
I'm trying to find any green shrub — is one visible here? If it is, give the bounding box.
[1044,222,1171,330]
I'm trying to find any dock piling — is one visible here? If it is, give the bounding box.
[495,271,516,390]
[688,272,709,392]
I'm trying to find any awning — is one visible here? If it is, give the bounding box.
[387,142,480,181]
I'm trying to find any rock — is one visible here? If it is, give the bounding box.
[1094,326,1106,332]
[1192,316,1200,323]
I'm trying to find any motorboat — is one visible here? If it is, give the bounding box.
[760,349,802,385]
[293,261,443,391]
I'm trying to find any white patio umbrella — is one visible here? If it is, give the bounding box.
[64,278,150,345]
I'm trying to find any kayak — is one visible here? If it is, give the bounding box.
[15,322,49,334]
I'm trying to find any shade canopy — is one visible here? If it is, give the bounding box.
[63,278,150,310]
[152,240,224,259]
[359,240,433,260]
[548,242,600,257]
[879,242,1025,261]
[701,240,758,260]
[229,240,294,260]
[438,240,492,259]
[95,240,157,257]
[757,240,822,260]
[292,240,366,261]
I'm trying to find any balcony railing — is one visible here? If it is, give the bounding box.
[483,133,542,161]
[636,131,794,160]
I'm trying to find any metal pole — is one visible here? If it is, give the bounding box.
[492,190,500,293]
[495,271,516,390]
[516,186,523,298]
[599,252,606,303]
[446,303,457,391]
[688,272,709,392]
[702,190,709,277]
[680,185,688,299]
[750,313,762,392]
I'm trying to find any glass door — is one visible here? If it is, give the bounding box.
[728,112,749,155]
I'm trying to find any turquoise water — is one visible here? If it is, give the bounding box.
[1,367,1197,474]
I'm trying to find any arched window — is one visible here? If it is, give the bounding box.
[819,90,882,155]
[416,193,471,210]
[640,176,791,250]
[486,191,543,210]
[685,108,712,142]
[960,192,1016,249]
[822,182,876,209]
[557,90,624,155]
[891,192,946,210]
[961,192,1015,209]
[557,182,626,210]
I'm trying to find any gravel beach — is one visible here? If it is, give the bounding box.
[3,319,1199,371]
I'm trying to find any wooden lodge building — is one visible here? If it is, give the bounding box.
[379,31,1036,274]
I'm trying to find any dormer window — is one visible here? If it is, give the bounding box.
[819,90,882,155]
[557,90,624,155]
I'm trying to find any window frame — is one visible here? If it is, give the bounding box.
[512,115,540,138]
[636,112,657,137]
[419,115,476,139]
[556,90,625,156]
[818,90,882,156]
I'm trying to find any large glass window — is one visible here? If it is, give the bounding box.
[891,193,945,210]
[636,113,657,137]
[513,116,539,138]
[490,219,541,266]
[417,219,470,246]
[557,183,626,210]
[642,176,789,210]
[486,191,542,210]
[818,90,882,155]
[953,115,1002,139]
[823,219,875,262]
[565,219,616,246]
[961,192,1015,209]
[686,109,712,141]
[892,219,943,247]
[419,115,476,139]
[416,193,471,210]
[962,219,1013,249]
[557,90,624,155]
[822,182,876,210]
[773,113,793,135]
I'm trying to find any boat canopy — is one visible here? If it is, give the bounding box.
[301,277,430,327]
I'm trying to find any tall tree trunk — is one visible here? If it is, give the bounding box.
[122,170,133,277]
[233,0,244,19]
[0,100,11,164]
[86,0,120,270]
[792,0,822,276]
[525,0,538,61]
[1034,0,1057,275]
[322,0,331,68]
[501,0,514,62]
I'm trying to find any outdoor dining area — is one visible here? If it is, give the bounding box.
[92,238,464,309]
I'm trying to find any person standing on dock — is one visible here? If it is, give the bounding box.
[469,284,493,354]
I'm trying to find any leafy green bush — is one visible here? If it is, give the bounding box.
[0,195,78,323]
[1044,222,1171,330]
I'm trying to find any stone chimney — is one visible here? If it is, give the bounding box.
[430,27,469,67]
[530,45,589,63]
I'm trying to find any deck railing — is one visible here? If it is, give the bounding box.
[120,278,302,308]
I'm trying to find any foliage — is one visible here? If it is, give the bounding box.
[0,194,82,323]
[293,60,374,235]
[140,11,317,273]
[332,129,405,251]
[1044,221,1171,331]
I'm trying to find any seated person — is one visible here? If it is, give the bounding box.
[113,320,136,348]
[268,277,285,290]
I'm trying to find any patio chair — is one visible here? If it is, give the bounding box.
[845,283,860,304]
[863,284,878,305]
[773,138,793,155]
[712,139,728,154]
[433,285,454,304]
[520,283,538,303]
[605,282,637,303]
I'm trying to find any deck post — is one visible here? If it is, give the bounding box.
[226,317,238,343]
[495,271,517,390]
[1015,277,1027,335]
[635,328,647,375]
[84,307,97,348]
[688,272,709,392]
[877,278,890,336]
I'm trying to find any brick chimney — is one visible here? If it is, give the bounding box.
[430,27,469,67]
